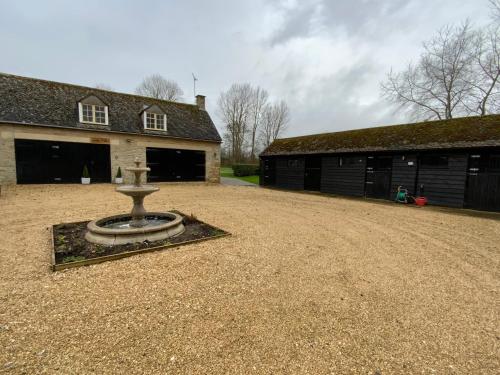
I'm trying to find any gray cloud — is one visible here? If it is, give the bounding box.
[269,0,411,45]
[0,0,492,139]
[318,0,411,35]
[282,61,407,135]
[269,2,319,45]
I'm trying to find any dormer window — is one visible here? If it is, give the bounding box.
[82,103,107,124]
[145,112,166,130]
[78,95,109,125]
[142,105,167,131]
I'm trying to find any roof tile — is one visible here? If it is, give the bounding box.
[0,73,221,142]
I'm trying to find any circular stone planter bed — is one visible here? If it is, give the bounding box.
[51,211,230,271]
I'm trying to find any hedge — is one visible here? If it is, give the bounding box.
[233,164,260,177]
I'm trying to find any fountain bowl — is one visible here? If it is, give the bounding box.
[115,184,159,197]
[85,212,185,245]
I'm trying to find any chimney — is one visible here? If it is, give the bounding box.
[196,95,206,110]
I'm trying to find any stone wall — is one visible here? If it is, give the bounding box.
[0,130,16,185]
[110,139,147,184]
[205,148,221,183]
[0,124,221,185]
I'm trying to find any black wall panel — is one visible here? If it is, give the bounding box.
[321,156,366,197]
[262,149,498,212]
[417,154,468,207]
[275,157,305,190]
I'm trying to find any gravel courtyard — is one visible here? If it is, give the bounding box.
[0,184,499,374]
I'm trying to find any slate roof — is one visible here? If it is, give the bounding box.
[261,114,500,156]
[0,73,221,142]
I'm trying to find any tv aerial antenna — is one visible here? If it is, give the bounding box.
[192,73,198,98]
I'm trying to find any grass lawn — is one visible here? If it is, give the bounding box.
[235,175,259,184]
[220,167,234,177]
[220,166,259,184]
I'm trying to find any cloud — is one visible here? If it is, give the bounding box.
[269,1,320,45]
[0,0,492,140]
[268,0,411,46]
[278,61,407,136]
[259,0,491,136]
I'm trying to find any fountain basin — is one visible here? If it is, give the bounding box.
[85,212,185,245]
[116,184,159,196]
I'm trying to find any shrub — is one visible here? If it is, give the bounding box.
[82,165,90,178]
[116,167,122,178]
[233,164,259,177]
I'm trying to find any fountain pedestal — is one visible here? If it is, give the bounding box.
[116,159,160,228]
[131,195,148,227]
[85,158,184,245]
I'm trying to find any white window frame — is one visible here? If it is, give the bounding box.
[78,102,109,125]
[143,111,167,131]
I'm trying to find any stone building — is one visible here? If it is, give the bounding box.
[0,73,221,185]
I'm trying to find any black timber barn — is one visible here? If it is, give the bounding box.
[259,115,500,212]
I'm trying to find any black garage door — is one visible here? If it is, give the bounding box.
[146,147,205,182]
[15,139,111,184]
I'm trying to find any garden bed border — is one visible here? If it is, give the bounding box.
[50,221,230,272]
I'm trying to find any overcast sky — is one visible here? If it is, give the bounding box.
[0,0,492,137]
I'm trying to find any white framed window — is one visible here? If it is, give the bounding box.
[143,112,167,131]
[79,102,109,125]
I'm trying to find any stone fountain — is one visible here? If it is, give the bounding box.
[85,158,185,245]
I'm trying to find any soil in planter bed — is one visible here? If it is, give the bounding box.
[52,211,228,264]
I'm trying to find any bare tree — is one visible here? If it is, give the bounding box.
[490,0,500,22]
[381,22,476,120]
[249,87,268,161]
[466,26,500,115]
[135,74,184,101]
[95,83,113,91]
[218,83,254,162]
[260,101,290,148]
[220,132,233,165]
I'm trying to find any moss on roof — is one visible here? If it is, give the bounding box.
[261,114,500,156]
[0,72,221,142]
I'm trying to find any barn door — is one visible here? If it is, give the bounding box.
[304,156,321,191]
[146,147,206,182]
[365,155,393,199]
[465,152,500,212]
[15,139,111,184]
[262,158,276,186]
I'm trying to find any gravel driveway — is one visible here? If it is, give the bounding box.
[0,184,499,374]
[220,177,258,186]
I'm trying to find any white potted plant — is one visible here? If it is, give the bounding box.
[81,165,91,185]
[115,167,123,184]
